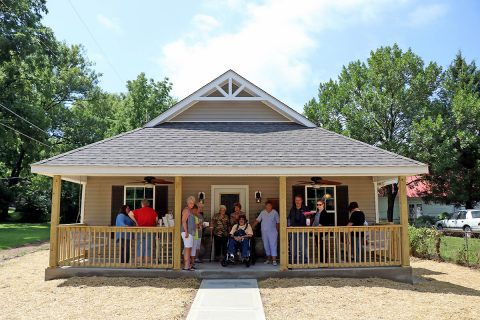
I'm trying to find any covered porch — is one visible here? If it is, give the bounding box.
[45,174,412,279]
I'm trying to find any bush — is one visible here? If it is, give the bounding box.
[414,216,437,227]
[438,212,451,220]
[408,226,442,260]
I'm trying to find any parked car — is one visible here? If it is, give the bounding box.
[435,209,480,233]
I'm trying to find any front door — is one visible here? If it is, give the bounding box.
[220,193,240,215]
[211,185,249,220]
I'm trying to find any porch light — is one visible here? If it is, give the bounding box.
[324,193,332,199]
[198,192,205,204]
[255,190,262,203]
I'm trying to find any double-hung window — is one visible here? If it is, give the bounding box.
[124,186,155,210]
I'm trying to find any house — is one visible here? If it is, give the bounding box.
[378,176,462,223]
[31,70,428,282]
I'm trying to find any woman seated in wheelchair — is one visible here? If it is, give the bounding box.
[222,214,253,267]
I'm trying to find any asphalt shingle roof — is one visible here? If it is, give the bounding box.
[35,122,424,168]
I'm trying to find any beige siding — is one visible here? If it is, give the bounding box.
[170,101,291,122]
[83,176,375,225]
[84,177,174,226]
[287,176,376,223]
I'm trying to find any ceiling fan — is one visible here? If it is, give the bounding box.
[127,176,174,185]
[296,176,342,188]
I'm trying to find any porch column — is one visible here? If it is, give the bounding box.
[173,176,183,270]
[279,176,287,271]
[49,175,61,268]
[398,176,410,266]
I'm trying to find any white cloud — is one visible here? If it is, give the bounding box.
[157,0,400,107]
[192,14,220,32]
[407,3,448,27]
[97,14,122,33]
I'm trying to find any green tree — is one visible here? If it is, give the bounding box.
[305,44,442,221]
[412,53,480,209]
[109,73,175,135]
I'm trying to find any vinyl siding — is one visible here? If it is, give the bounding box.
[83,177,174,225]
[169,101,291,122]
[83,176,376,225]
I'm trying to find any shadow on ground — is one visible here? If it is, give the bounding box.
[57,276,200,289]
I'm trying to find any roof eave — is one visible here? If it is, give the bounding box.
[31,164,429,177]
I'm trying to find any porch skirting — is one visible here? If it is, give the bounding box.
[45,265,413,284]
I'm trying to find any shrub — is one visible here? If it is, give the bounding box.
[408,226,442,260]
[414,215,437,227]
[438,212,451,220]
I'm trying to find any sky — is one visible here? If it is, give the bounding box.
[43,0,480,112]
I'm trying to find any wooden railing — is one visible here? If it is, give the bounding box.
[286,225,402,268]
[57,225,174,268]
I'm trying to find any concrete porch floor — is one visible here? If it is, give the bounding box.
[45,262,413,283]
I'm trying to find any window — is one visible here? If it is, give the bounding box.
[124,186,154,210]
[305,186,336,213]
[471,211,480,219]
[457,211,467,219]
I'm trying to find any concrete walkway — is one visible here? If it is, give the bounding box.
[187,279,266,320]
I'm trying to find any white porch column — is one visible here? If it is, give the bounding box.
[374,181,379,223]
[279,176,287,271]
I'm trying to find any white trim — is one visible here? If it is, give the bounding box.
[304,185,337,226]
[374,181,379,223]
[31,164,429,177]
[144,70,316,128]
[80,178,87,223]
[210,185,249,219]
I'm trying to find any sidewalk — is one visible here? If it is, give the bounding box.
[187,279,266,320]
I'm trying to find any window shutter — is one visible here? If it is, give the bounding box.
[155,185,169,217]
[336,185,349,226]
[111,185,124,226]
[292,185,305,203]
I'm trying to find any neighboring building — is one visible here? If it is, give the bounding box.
[32,70,428,282]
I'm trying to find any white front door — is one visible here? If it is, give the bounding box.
[211,185,249,220]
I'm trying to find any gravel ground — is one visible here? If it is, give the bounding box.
[259,257,480,320]
[0,247,199,320]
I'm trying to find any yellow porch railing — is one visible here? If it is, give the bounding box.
[57,225,174,268]
[286,225,402,268]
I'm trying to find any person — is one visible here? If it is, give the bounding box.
[226,214,253,263]
[252,201,279,266]
[312,200,334,263]
[192,203,204,265]
[287,195,310,264]
[229,202,244,228]
[128,199,158,264]
[347,201,366,263]
[115,205,135,263]
[211,205,230,261]
[181,196,197,270]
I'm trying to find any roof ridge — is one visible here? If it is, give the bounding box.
[33,128,143,166]
[315,127,426,167]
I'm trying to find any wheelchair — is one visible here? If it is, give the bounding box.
[221,226,251,268]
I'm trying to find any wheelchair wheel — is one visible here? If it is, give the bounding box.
[221,258,228,267]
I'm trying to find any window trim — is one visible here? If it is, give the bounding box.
[124,185,156,210]
[304,185,337,225]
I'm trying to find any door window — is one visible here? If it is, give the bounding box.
[457,211,467,219]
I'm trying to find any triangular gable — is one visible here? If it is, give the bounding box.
[144,70,316,127]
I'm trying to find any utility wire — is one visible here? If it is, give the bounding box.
[0,102,49,136]
[67,0,125,84]
[0,122,51,148]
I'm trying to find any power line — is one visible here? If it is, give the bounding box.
[67,0,125,84]
[0,122,51,148]
[0,102,49,136]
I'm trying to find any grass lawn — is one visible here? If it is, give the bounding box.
[441,235,480,265]
[0,223,50,250]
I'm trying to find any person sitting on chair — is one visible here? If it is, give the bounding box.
[226,215,253,263]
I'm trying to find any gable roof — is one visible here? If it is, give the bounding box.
[144,70,316,128]
[32,122,428,176]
